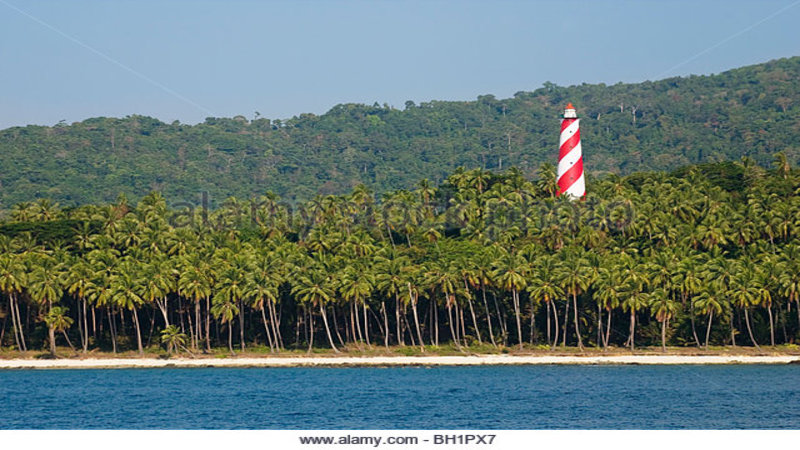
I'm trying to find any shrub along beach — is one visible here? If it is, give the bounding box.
[1,158,800,361]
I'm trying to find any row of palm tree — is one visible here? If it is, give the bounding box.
[1,155,799,355]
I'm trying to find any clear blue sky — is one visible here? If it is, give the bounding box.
[1,0,798,129]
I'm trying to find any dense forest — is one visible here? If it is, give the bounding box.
[1,156,799,355]
[1,57,799,209]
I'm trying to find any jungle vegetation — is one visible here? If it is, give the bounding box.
[1,57,799,208]
[1,156,799,356]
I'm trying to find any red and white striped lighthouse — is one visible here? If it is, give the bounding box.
[557,102,585,199]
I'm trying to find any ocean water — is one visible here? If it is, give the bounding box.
[0,365,797,429]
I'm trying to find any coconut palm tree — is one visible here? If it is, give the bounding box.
[338,264,375,347]
[730,266,762,349]
[160,325,188,355]
[0,254,28,351]
[291,265,339,353]
[649,288,678,352]
[110,261,145,354]
[64,258,94,352]
[44,306,74,351]
[27,254,65,357]
[694,290,724,348]
[527,255,564,348]
[492,250,528,349]
[556,250,593,350]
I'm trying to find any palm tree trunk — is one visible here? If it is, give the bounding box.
[48,326,57,357]
[562,297,570,347]
[238,299,245,351]
[573,292,583,350]
[411,295,424,352]
[604,310,612,349]
[661,319,666,352]
[76,297,84,351]
[767,305,775,346]
[459,305,467,345]
[13,294,27,351]
[306,306,315,352]
[108,308,117,353]
[363,303,371,347]
[186,304,195,350]
[269,300,283,349]
[132,307,144,355]
[596,303,602,348]
[550,300,559,350]
[82,297,89,352]
[433,300,439,346]
[744,309,761,349]
[395,294,404,345]
[381,301,389,348]
[351,301,362,344]
[705,311,714,348]
[9,295,22,352]
[546,300,551,346]
[512,289,523,350]
[319,303,339,353]
[689,300,701,347]
[62,330,75,351]
[331,305,346,347]
[467,295,482,344]
[261,307,275,352]
[629,309,635,350]
[227,321,234,354]
[493,292,507,346]
[194,301,201,350]
[447,304,460,349]
[205,295,211,352]
[158,297,170,327]
[481,283,496,347]
[91,306,97,340]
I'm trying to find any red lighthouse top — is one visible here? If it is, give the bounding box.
[564,102,577,119]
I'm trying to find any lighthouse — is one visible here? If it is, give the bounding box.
[557,103,585,199]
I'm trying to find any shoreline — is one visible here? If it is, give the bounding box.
[1,354,799,369]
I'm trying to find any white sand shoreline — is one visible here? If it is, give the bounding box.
[1,354,799,369]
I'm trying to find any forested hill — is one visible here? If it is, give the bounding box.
[1,56,799,208]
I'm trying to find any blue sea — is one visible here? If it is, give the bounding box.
[0,365,797,429]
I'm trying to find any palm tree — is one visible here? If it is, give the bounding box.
[27,255,65,357]
[65,258,95,353]
[178,253,214,351]
[618,256,651,350]
[492,251,528,349]
[140,258,175,328]
[375,255,409,346]
[556,251,593,350]
[594,267,624,349]
[160,325,188,355]
[110,261,145,354]
[246,255,281,352]
[465,249,499,347]
[649,288,678,352]
[730,267,762,349]
[291,266,339,353]
[694,290,724,348]
[213,259,248,353]
[0,254,28,351]
[338,264,374,347]
[423,259,462,348]
[527,256,564,348]
[44,306,75,351]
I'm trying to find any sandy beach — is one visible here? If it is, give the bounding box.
[1,354,798,369]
